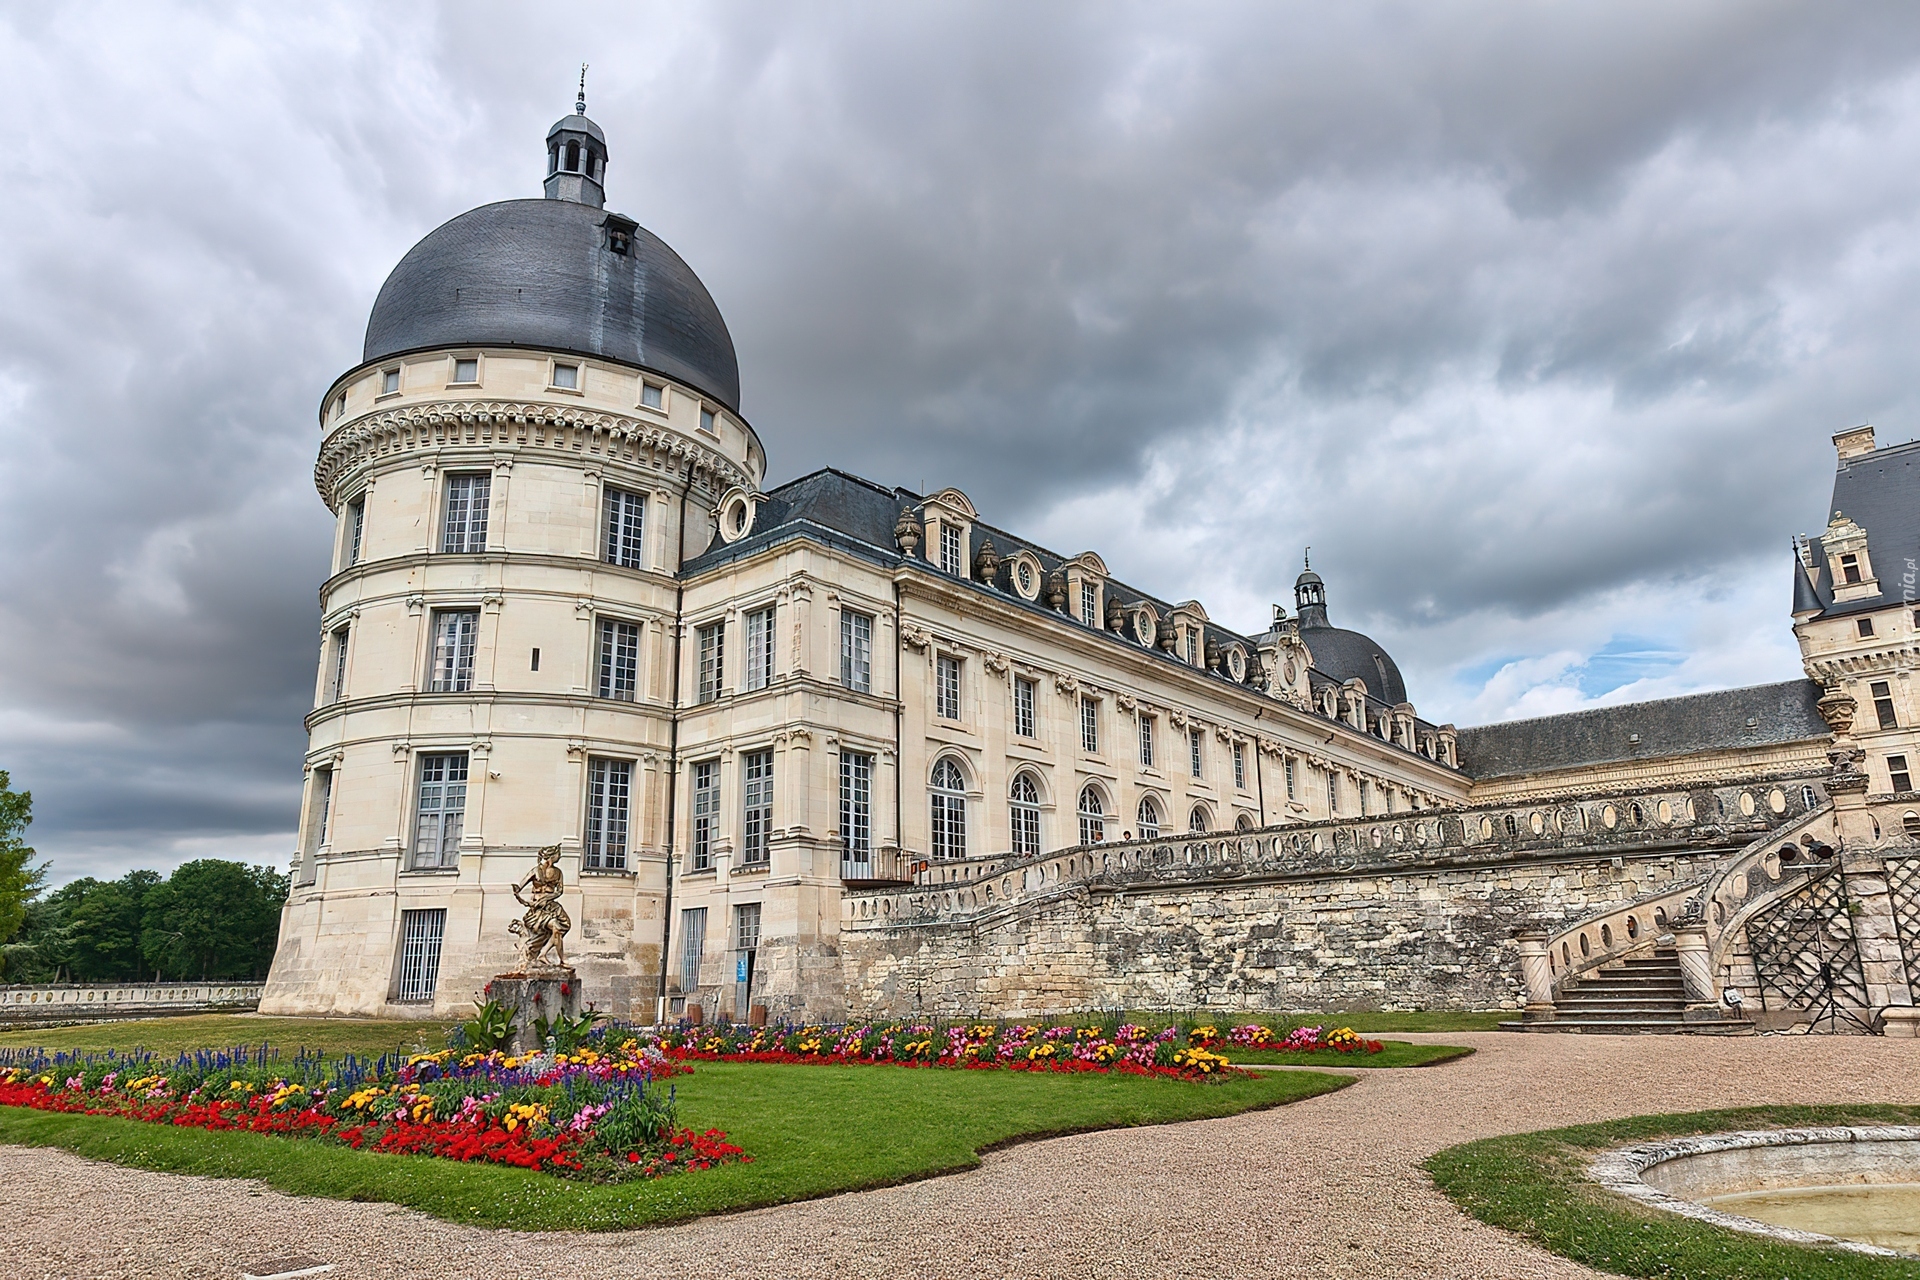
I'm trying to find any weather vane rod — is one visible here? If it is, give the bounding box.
[576,63,589,114]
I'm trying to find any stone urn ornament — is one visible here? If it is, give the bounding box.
[973,537,1000,587]
[1046,568,1068,610]
[893,507,922,556]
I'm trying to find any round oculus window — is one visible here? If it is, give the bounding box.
[1225,646,1247,681]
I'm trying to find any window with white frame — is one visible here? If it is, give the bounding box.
[604,487,646,569]
[696,622,725,703]
[1078,786,1106,844]
[640,381,664,410]
[428,610,478,692]
[329,626,350,703]
[1137,794,1161,839]
[690,761,718,871]
[840,752,873,865]
[1139,714,1155,768]
[597,619,639,700]
[735,901,762,950]
[396,908,446,1003]
[1080,695,1099,754]
[1079,580,1097,626]
[840,609,873,693]
[1285,756,1296,799]
[1010,773,1042,857]
[412,753,467,869]
[1189,727,1204,778]
[347,498,365,566]
[936,654,961,720]
[310,767,335,851]
[381,367,400,395]
[584,757,631,870]
[930,758,967,860]
[744,606,775,691]
[939,522,963,575]
[741,750,773,865]
[1189,804,1209,833]
[1014,676,1036,738]
[551,361,579,390]
[441,473,490,553]
[452,357,478,384]
[679,906,706,990]
[1233,741,1247,790]
[1184,627,1198,665]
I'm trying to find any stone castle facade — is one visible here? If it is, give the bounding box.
[261,104,1920,1033]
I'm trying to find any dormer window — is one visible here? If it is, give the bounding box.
[552,362,579,390]
[1080,580,1097,625]
[609,227,630,254]
[940,523,963,576]
[1842,553,1862,584]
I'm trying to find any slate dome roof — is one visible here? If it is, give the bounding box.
[1300,622,1408,705]
[362,197,742,412]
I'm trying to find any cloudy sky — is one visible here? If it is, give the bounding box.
[5,2,1920,882]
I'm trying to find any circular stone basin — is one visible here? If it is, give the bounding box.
[1590,1127,1920,1258]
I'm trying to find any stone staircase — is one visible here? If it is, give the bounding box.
[1504,947,1753,1035]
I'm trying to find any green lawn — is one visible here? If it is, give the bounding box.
[1125,1008,1506,1034]
[0,1060,1350,1230]
[0,1015,453,1059]
[1229,1040,1472,1068]
[1427,1104,1920,1280]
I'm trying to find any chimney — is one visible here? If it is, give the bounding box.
[1834,424,1876,461]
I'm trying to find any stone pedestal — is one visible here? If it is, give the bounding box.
[1514,931,1556,1022]
[487,968,579,1054]
[1880,1006,1920,1038]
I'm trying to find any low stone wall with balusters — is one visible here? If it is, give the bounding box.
[0,982,264,1027]
[834,778,1822,1018]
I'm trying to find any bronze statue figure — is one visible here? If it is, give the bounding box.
[509,843,572,970]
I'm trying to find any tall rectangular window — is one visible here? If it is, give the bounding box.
[1327,770,1339,815]
[412,754,467,869]
[584,757,631,870]
[1233,741,1247,790]
[696,622,725,703]
[1359,778,1371,816]
[1080,580,1097,625]
[428,610,478,692]
[679,907,706,990]
[690,761,718,871]
[840,752,873,865]
[1892,754,1913,793]
[1185,628,1198,665]
[1872,680,1898,730]
[1013,677,1036,738]
[329,626,350,703]
[597,619,639,700]
[1011,786,1042,858]
[1139,715,1155,768]
[1285,756,1296,799]
[735,902,762,950]
[936,654,961,720]
[396,908,446,1003]
[744,606,775,691]
[741,750,773,865]
[347,498,365,566]
[604,487,646,568]
[441,473,490,553]
[1080,696,1099,754]
[311,767,334,850]
[939,522,963,575]
[1189,728,1204,778]
[1842,553,1862,584]
[840,610,873,693]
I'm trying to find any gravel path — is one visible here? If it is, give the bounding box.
[4,1031,1916,1279]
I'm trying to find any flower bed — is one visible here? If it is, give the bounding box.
[0,1038,745,1182]
[1187,1023,1386,1054]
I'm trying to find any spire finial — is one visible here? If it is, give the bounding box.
[1303,546,1311,570]
[576,63,588,115]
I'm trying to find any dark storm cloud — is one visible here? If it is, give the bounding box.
[4,1,1920,877]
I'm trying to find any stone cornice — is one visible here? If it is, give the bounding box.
[315,400,754,510]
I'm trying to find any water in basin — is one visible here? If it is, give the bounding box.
[1703,1184,1920,1253]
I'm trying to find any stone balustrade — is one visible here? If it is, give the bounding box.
[0,982,265,1024]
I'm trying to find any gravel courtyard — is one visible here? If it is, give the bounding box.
[4,1030,1916,1279]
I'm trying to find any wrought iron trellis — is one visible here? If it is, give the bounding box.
[1885,856,1920,996]
[1745,864,1868,1014]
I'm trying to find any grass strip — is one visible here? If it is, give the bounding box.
[1426,1103,1920,1279]
[1228,1041,1472,1068]
[0,1060,1350,1231]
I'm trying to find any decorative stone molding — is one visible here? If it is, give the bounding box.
[983,651,1010,676]
[900,624,933,651]
[565,740,587,757]
[1114,692,1137,712]
[1054,673,1080,697]
[405,594,426,614]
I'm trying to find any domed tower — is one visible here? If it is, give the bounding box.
[1294,557,1407,705]
[262,97,763,1019]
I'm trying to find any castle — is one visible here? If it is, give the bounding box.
[261,101,1920,1034]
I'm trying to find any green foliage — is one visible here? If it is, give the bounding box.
[1427,1104,1920,1280]
[535,1009,596,1053]
[0,771,45,976]
[0,1015,452,1058]
[457,1000,516,1052]
[139,860,288,980]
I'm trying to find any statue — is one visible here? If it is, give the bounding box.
[509,844,572,971]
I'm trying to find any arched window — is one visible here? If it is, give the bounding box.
[1235,813,1256,832]
[930,758,967,860]
[565,139,581,172]
[1010,773,1042,858]
[1189,805,1210,833]
[1078,786,1107,845]
[1136,795,1161,839]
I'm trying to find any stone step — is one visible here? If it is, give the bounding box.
[1567,983,1687,997]
[1555,998,1688,1012]
[1501,1018,1754,1036]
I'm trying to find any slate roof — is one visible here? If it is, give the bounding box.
[1454,679,1828,780]
[1796,435,1920,619]
[363,198,742,412]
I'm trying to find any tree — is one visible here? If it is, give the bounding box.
[141,861,288,980]
[64,870,159,981]
[0,771,45,978]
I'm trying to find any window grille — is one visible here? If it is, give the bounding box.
[1189,728,1204,778]
[1139,715,1154,768]
[1080,580,1097,625]
[840,610,873,693]
[696,622,725,703]
[1078,786,1106,845]
[1185,628,1198,664]
[412,754,467,869]
[584,757,631,870]
[744,606,775,691]
[940,523,963,575]
[1136,795,1161,839]
[1233,741,1246,790]
[441,473,490,553]
[396,909,446,1003]
[1014,677,1036,738]
[741,750,773,864]
[604,487,646,568]
[428,611,478,692]
[735,902,762,950]
[1873,681,1898,730]
[329,626,350,703]
[1010,773,1042,857]
[1189,805,1209,833]
[840,753,873,866]
[347,499,364,566]
[679,907,706,990]
[1080,696,1099,753]
[598,619,639,700]
[936,654,961,720]
[691,761,718,871]
[930,758,967,860]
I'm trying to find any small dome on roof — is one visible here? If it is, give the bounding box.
[1293,562,1407,704]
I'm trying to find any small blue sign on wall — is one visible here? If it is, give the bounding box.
[736,956,749,983]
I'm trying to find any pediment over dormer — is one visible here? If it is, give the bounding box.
[927,487,978,520]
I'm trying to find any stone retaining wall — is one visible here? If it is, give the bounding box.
[0,982,265,1025]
